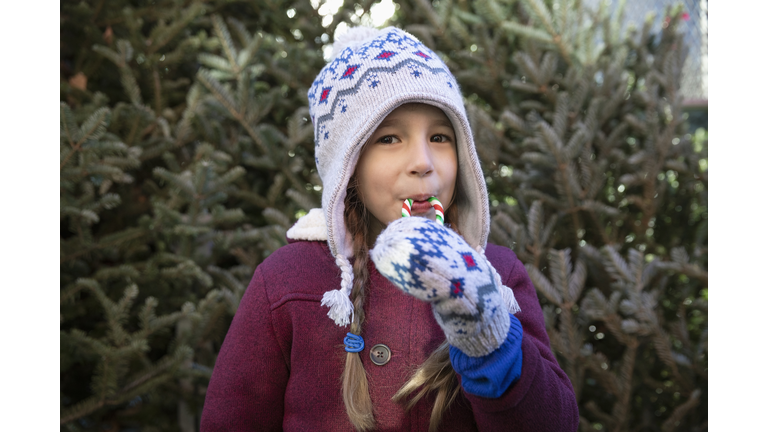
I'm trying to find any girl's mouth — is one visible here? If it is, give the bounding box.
[410,199,434,215]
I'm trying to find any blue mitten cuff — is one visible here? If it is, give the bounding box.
[449,313,524,398]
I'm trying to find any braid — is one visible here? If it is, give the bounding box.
[341,179,375,430]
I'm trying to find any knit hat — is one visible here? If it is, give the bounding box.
[305,26,503,327]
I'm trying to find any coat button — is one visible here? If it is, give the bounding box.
[369,344,391,366]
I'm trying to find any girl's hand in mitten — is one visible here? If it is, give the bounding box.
[370,217,510,357]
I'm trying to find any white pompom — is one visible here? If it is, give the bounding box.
[331,26,381,59]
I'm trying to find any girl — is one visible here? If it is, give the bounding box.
[201,26,578,431]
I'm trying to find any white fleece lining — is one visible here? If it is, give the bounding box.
[286,208,327,241]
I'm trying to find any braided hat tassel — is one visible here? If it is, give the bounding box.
[320,254,356,326]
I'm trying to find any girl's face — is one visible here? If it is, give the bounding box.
[355,103,458,238]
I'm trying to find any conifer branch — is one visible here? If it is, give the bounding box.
[153,67,163,115]
[196,70,270,155]
[211,14,241,75]
[147,3,205,55]
[60,346,191,425]
[413,0,459,52]
[612,337,638,428]
[585,208,613,245]
[226,17,252,47]
[501,21,553,44]
[60,103,81,146]
[521,0,572,66]
[285,188,319,212]
[60,228,148,264]
[525,263,562,304]
[545,125,583,243]
[60,107,111,170]
[60,394,108,425]
[601,245,632,282]
[660,389,701,432]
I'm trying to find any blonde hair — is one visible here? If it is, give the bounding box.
[341,178,464,432]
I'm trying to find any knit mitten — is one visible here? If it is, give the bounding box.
[370,217,511,357]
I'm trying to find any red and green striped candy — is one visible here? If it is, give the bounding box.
[401,197,444,225]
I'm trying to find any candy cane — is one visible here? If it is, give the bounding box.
[428,197,444,225]
[402,198,413,218]
[401,197,444,226]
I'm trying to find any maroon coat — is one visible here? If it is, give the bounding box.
[200,239,578,431]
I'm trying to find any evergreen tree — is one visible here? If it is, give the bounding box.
[61,1,706,430]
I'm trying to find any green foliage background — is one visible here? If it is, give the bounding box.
[60,1,707,431]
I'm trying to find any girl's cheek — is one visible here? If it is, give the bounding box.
[439,151,458,174]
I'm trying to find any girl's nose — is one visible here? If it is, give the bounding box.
[407,138,434,177]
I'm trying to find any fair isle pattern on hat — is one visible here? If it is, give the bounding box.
[310,50,455,162]
[308,26,491,327]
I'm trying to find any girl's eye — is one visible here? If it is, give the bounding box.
[431,134,451,143]
[377,135,397,144]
